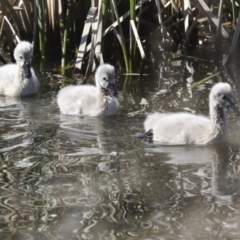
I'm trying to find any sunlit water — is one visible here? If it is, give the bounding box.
[1,53,240,239]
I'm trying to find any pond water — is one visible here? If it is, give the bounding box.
[1,50,240,239]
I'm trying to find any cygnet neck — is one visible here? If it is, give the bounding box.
[209,103,227,139]
[95,84,107,108]
[96,84,114,98]
[16,63,25,80]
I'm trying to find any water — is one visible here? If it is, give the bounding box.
[1,55,240,239]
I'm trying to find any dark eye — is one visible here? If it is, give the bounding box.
[19,56,23,59]
[222,95,227,100]
[103,77,107,81]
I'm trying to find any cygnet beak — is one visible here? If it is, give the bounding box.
[228,100,240,116]
[111,83,118,97]
[22,62,32,79]
[113,88,118,97]
[101,87,108,95]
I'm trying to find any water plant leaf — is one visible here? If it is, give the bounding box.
[188,71,222,90]
[130,20,145,61]
[95,0,103,63]
[183,0,191,43]
[19,0,32,32]
[0,1,18,53]
[155,0,165,41]
[193,0,229,39]
[85,5,100,77]
[75,7,97,71]
[46,0,55,31]
[0,16,21,43]
[61,0,71,75]
[86,0,149,59]
[223,11,240,65]
[110,0,129,72]
[1,0,25,33]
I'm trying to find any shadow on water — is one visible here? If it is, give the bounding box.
[1,49,240,239]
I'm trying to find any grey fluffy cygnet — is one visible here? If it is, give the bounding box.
[57,64,119,116]
[0,41,39,96]
[144,82,239,145]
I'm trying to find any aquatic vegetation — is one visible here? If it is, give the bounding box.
[0,0,239,75]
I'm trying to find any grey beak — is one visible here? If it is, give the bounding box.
[228,100,240,116]
[113,84,118,97]
[23,62,32,79]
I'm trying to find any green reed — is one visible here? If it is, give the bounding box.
[129,0,136,72]
[36,0,46,61]
[110,0,129,72]
[61,0,71,75]
[0,0,240,75]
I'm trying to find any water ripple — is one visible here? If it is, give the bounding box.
[0,72,240,239]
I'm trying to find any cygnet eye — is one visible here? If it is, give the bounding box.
[103,77,108,81]
[19,56,23,60]
[222,95,227,100]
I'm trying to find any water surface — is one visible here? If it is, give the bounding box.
[0,55,240,239]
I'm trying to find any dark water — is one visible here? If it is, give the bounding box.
[1,54,240,239]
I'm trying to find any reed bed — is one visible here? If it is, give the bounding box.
[0,0,239,76]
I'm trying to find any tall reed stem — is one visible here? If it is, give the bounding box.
[129,0,135,72]
[111,0,129,72]
[101,0,109,51]
[134,0,143,55]
[61,0,71,75]
[33,0,38,50]
[231,0,236,25]
[36,0,46,72]
[37,0,46,63]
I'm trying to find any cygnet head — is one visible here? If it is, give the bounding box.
[14,41,33,79]
[209,83,239,115]
[95,64,118,97]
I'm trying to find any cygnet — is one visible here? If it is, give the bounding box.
[57,64,119,116]
[144,82,239,145]
[0,41,39,96]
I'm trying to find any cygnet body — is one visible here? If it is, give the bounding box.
[144,83,239,145]
[0,41,39,97]
[57,64,119,116]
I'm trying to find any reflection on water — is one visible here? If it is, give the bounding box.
[0,61,240,239]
